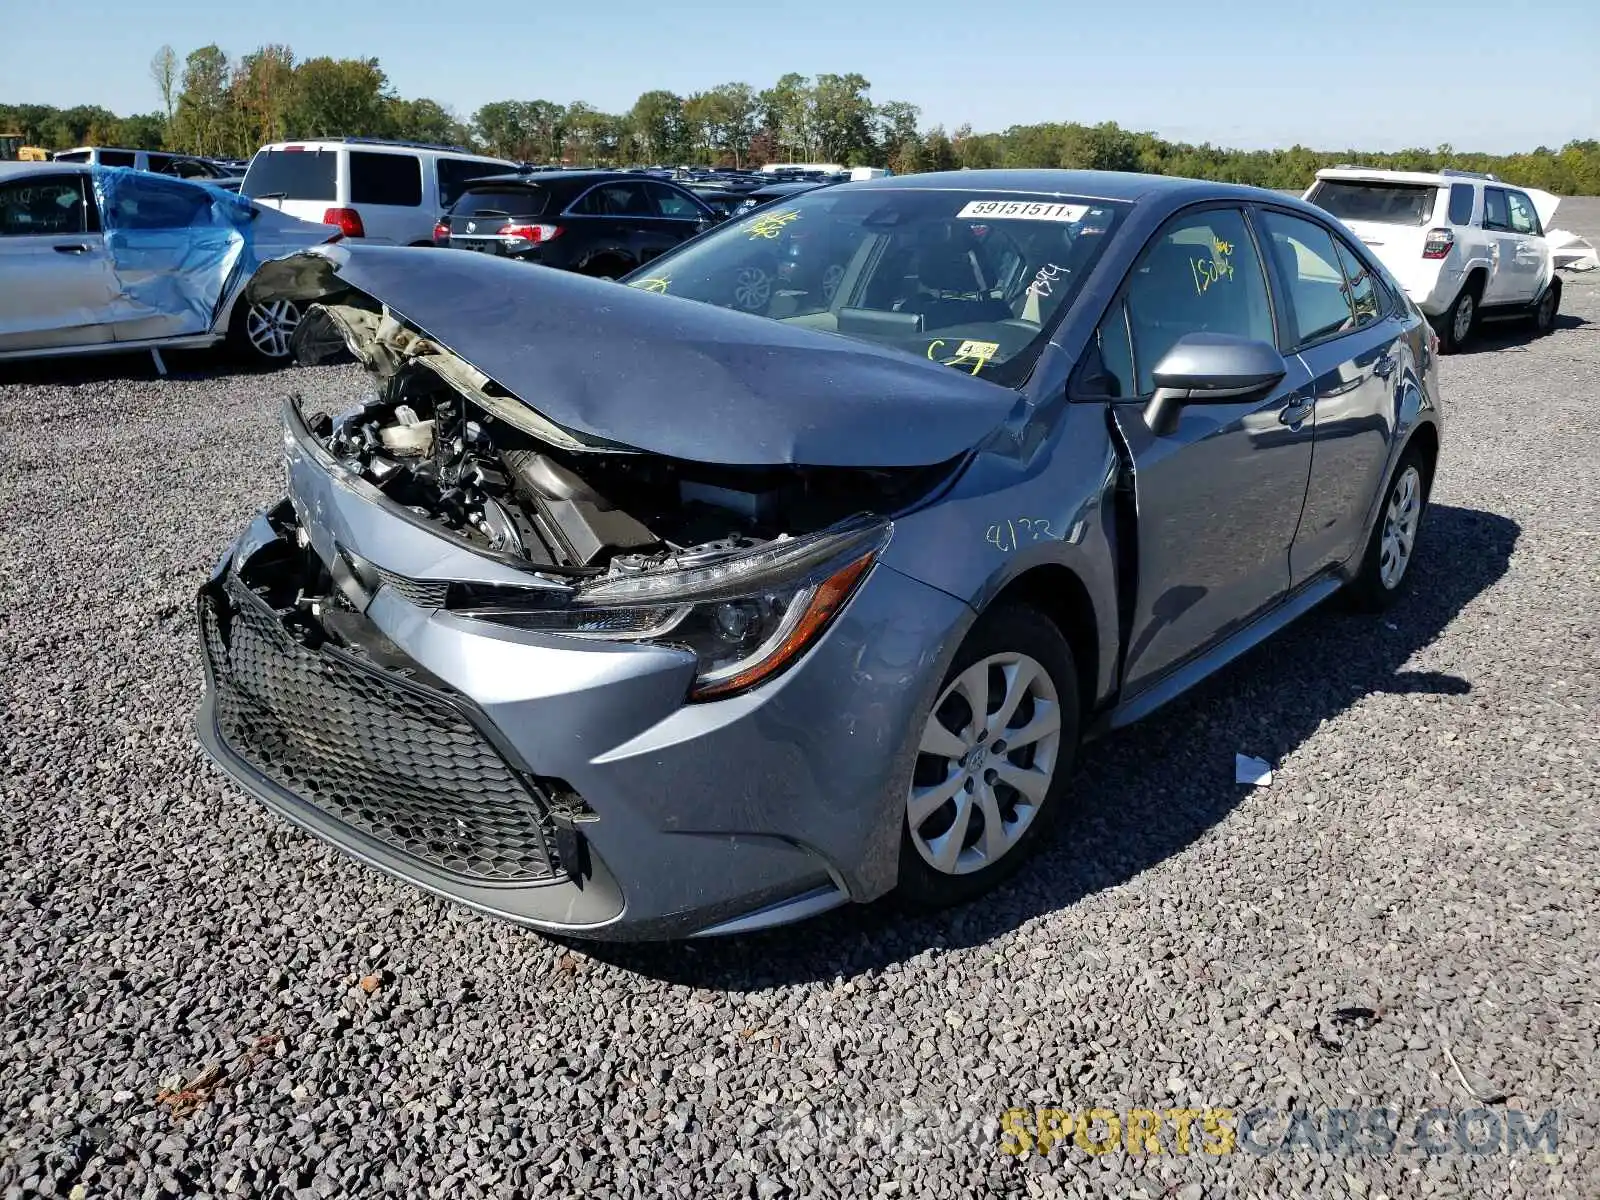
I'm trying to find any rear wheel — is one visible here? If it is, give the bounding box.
[1532,282,1560,334]
[897,605,1080,910]
[1432,279,1479,354]
[1348,446,1429,611]
[228,297,301,364]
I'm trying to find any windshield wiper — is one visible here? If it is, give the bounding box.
[253,191,287,201]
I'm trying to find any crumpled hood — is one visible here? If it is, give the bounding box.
[246,244,1020,468]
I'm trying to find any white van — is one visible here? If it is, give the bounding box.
[241,138,519,245]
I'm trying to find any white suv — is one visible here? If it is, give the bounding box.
[1304,167,1560,352]
[241,138,517,246]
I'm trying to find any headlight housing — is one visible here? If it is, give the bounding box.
[462,517,891,700]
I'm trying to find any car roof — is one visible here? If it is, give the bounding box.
[1314,167,1462,187]
[842,168,1284,205]
[0,161,89,181]
[461,169,656,189]
[255,140,515,164]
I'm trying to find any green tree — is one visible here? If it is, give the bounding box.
[630,90,688,164]
[759,73,812,160]
[288,57,393,140]
[170,46,232,155]
[811,72,874,163]
[709,82,758,166]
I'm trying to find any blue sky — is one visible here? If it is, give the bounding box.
[6,0,1597,153]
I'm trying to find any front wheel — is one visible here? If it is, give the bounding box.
[1348,448,1429,611]
[897,605,1080,910]
[228,297,301,364]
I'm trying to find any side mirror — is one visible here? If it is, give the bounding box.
[1143,333,1287,436]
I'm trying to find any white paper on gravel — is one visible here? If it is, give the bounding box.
[1235,754,1274,788]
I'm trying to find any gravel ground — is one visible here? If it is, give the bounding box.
[2,202,1598,1200]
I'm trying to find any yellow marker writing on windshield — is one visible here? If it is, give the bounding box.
[632,276,671,293]
[928,338,1001,375]
[747,209,801,239]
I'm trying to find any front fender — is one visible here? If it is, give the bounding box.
[880,401,1122,708]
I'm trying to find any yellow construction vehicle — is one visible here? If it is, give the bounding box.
[1,134,51,161]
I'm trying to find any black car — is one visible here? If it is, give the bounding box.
[688,186,753,218]
[433,170,719,278]
[730,179,835,217]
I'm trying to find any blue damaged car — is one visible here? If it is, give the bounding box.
[0,162,335,365]
[196,170,1442,939]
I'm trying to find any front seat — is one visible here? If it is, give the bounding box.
[903,226,1012,330]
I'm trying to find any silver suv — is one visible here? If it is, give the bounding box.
[1304,167,1560,352]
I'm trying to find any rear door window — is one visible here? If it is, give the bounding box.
[1506,192,1541,236]
[1259,210,1357,347]
[1447,183,1474,226]
[572,182,653,216]
[98,150,137,168]
[102,175,212,230]
[242,150,337,201]
[349,152,423,207]
[438,159,507,209]
[145,153,175,174]
[646,182,707,219]
[1332,237,1381,329]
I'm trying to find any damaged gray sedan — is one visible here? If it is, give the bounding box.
[197,170,1442,939]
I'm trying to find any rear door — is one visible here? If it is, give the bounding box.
[99,172,240,342]
[1480,188,1524,305]
[564,181,656,271]
[1503,190,1549,302]
[1099,205,1316,693]
[0,172,118,352]
[643,182,712,260]
[1255,207,1404,581]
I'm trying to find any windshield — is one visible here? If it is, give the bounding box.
[1307,180,1438,227]
[624,187,1128,386]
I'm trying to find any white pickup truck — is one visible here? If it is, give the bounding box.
[1303,167,1561,352]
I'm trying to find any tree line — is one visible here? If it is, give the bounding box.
[4,43,1599,195]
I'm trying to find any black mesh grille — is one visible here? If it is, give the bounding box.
[201,577,562,882]
[373,567,448,609]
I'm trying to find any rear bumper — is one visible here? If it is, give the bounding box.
[196,487,968,939]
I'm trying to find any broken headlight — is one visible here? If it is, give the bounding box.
[466,517,891,700]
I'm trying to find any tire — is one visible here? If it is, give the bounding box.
[228,297,301,365]
[897,604,1081,910]
[1532,282,1560,335]
[1347,446,1430,612]
[1432,277,1480,354]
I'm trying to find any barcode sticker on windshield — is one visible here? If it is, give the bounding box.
[957,200,1089,222]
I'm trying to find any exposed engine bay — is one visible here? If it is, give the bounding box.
[296,301,957,584]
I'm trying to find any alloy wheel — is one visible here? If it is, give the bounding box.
[821,264,845,303]
[1452,293,1474,346]
[732,266,771,312]
[1379,465,1422,589]
[907,652,1062,876]
[245,299,301,360]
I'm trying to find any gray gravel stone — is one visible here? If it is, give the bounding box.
[1,204,1598,1198]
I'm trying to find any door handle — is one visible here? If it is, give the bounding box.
[1278,397,1315,427]
[1373,353,1396,379]
[53,243,91,254]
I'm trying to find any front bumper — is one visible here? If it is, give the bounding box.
[196,482,970,940]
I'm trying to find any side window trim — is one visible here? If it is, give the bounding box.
[562,181,611,218]
[1483,187,1510,233]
